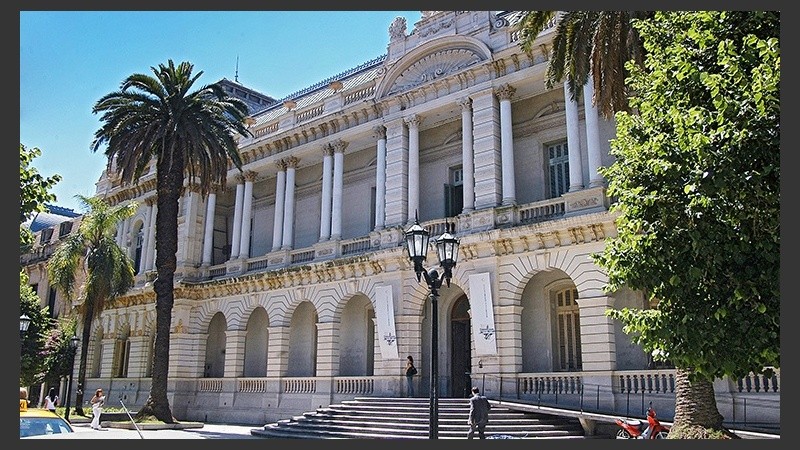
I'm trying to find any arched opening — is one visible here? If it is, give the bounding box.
[449,295,471,397]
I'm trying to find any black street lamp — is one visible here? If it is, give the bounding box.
[20,314,31,335]
[404,215,459,440]
[63,335,80,423]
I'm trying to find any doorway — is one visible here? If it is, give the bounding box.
[450,296,471,397]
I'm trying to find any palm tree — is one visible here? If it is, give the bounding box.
[91,60,251,422]
[48,195,137,416]
[516,11,653,119]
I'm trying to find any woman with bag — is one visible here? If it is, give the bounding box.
[405,355,417,397]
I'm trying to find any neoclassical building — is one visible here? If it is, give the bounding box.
[22,11,779,428]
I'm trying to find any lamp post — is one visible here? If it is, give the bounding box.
[20,314,31,335]
[63,335,80,423]
[404,215,459,440]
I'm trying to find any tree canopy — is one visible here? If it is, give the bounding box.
[20,143,61,248]
[595,10,779,384]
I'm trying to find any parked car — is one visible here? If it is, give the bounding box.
[20,403,74,438]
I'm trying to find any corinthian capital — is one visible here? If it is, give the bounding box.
[331,139,349,153]
[495,83,516,101]
[404,114,421,128]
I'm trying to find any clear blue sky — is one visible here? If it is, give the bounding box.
[20,10,423,212]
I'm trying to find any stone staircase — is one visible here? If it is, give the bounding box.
[250,397,587,439]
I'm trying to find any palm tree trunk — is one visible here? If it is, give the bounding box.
[74,294,96,416]
[135,155,182,423]
[669,367,738,439]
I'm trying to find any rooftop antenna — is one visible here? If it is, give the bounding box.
[235,54,239,83]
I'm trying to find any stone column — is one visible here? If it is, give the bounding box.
[315,322,340,377]
[115,222,124,247]
[177,183,203,267]
[142,197,156,272]
[459,98,475,213]
[138,200,152,275]
[383,118,409,227]
[319,144,334,241]
[331,140,347,240]
[583,82,604,188]
[266,326,290,377]
[565,82,584,192]
[405,114,421,221]
[470,88,502,209]
[238,171,256,259]
[281,156,299,250]
[374,126,387,230]
[229,174,245,260]
[496,83,517,206]
[127,335,151,378]
[224,329,248,377]
[575,295,617,371]
[121,216,131,251]
[271,160,287,252]
[145,202,157,271]
[201,187,217,266]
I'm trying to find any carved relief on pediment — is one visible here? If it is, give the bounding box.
[386,48,482,96]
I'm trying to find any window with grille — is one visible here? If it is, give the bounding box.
[548,142,570,198]
[556,287,582,371]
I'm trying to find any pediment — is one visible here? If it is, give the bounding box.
[386,48,482,96]
[377,36,492,99]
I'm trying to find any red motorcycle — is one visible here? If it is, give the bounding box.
[615,403,670,439]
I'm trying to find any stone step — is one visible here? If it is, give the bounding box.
[251,397,586,439]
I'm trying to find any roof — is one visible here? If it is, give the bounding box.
[24,204,81,232]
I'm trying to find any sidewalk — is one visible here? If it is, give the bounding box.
[46,422,264,439]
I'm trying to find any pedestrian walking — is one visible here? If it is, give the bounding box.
[90,388,105,430]
[467,386,491,439]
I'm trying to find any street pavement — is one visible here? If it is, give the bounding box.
[27,421,264,439]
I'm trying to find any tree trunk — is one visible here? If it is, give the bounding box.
[134,157,182,423]
[669,367,739,439]
[74,294,96,416]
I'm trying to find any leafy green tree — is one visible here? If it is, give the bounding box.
[20,270,52,391]
[91,60,251,422]
[48,195,137,416]
[594,11,779,438]
[20,143,61,249]
[516,11,653,119]
[39,317,79,398]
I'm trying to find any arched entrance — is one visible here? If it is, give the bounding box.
[449,295,471,397]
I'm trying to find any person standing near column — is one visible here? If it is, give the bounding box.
[405,355,417,397]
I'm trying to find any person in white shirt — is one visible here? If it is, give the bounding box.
[43,387,59,413]
[90,388,105,430]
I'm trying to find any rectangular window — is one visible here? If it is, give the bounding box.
[115,340,131,378]
[58,221,73,238]
[548,142,570,198]
[444,166,464,218]
[556,287,582,371]
[48,287,57,318]
[40,228,54,245]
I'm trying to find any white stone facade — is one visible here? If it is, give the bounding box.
[22,11,778,429]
